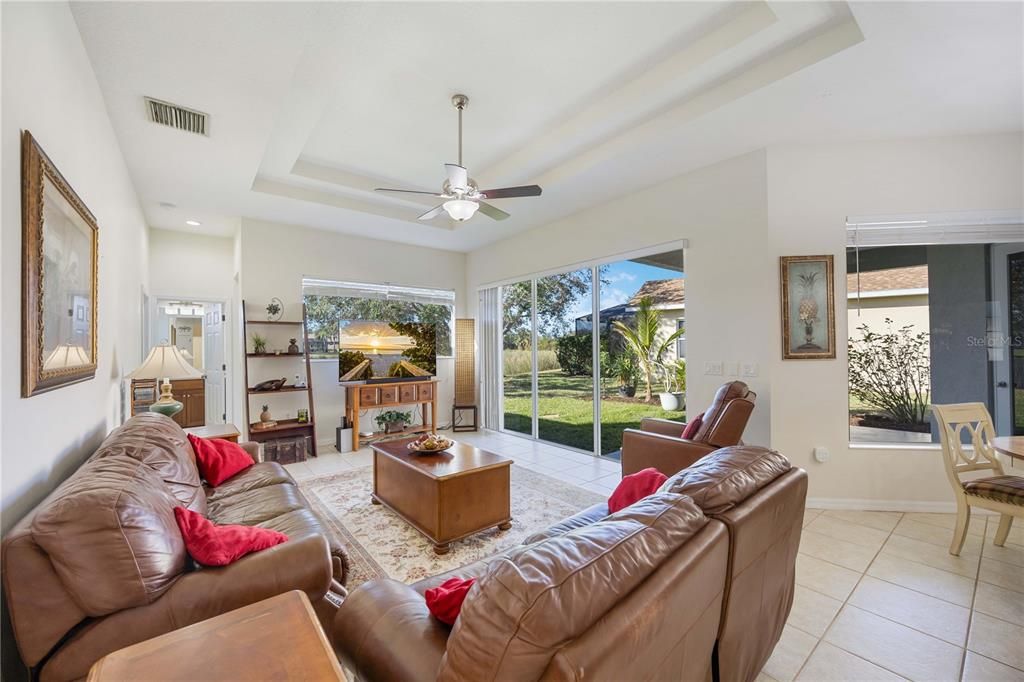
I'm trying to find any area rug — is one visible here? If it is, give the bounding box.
[300,464,604,588]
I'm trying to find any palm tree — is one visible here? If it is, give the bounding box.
[612,296,685,401]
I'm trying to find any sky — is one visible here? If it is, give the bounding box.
[563,257,685,323]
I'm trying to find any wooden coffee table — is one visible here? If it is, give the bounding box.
[370,437,512,554]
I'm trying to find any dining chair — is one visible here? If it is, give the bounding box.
[932,403,1024,556]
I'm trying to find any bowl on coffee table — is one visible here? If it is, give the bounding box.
[406,434,454,454]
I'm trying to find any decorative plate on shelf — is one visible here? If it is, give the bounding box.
[406,434,454,454]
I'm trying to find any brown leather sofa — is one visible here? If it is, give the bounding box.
[2,413,349,682]
[621,380,757,477]
[333,445,805,682]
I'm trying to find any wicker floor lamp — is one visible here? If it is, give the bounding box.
[452,318,478,431]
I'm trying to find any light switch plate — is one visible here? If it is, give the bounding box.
[704,361,723,376]
[742,363,759,377]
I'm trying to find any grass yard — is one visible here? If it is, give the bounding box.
[503,371,685,455]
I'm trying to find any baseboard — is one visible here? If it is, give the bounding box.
[806,497,999,515]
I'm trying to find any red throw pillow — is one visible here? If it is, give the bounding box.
[424,577,476,625]
[188,434,253,486]
[608,467,668,513]
[681,412,704,440]
[174,507,287,566]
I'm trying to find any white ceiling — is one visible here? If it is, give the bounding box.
[71,1,1022,251]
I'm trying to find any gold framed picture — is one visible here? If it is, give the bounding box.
[21,130,99,396]
[780,254,835,360]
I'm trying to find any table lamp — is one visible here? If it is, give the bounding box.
[129,344,203,417]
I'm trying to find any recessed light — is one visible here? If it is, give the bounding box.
[185,220,201,226]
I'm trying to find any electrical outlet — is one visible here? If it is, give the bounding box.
[704,361,723,376]
[742,363,759,377]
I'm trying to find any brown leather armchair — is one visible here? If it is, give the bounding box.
[621,380,756,477]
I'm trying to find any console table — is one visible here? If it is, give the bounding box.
[343,378,438,451]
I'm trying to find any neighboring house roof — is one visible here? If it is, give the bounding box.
[847,265,928,295]
[628,278,685,307]
[575,278,685,323]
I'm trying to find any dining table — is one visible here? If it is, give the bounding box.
[991,436,1024,465]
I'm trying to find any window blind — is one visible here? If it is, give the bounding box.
[301,278,455,306]
[846,210,1024,246]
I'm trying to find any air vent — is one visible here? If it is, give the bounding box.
[144,97,209,136]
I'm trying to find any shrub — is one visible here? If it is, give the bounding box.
[848,318,930,425]
[555,334,592,376]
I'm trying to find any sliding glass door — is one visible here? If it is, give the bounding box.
[502,280,533,435]
[537,269,594,452]
[498,248,684,458]
[598,254,686,457]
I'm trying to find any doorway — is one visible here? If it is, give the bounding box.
[149,297,231,426]
[992,244,1024,435]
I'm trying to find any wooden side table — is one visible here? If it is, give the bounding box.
[184,423,241,443]
[87,591,343,681]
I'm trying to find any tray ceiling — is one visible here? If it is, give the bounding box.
[71,1,1022,250]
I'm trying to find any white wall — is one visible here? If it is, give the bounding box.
[237,219,467,446]
[467,133,1024,511]
[1,4,150,678]
[1,2,150,532]
[148,228,236,301]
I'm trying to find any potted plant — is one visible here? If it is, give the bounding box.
[657,359,686,411]
[251,333,268,354]
[375,410,413,434]
[611,354,638,398]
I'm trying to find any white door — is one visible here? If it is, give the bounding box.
[204,303,227,425]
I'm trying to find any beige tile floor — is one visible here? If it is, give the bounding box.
[285,429,1024,682]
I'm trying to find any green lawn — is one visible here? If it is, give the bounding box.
[503,371,685,454]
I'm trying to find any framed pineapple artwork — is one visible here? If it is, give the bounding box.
[780,255,835,360]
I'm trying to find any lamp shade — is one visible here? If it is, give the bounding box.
[443,199,479,222]
[42,344,91,371]
[129,344,204,380]
[454,318,476,406]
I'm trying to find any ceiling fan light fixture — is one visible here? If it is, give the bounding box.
[443,199,479,221]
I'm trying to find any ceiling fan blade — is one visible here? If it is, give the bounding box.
[445,164,469,192]
[375,187,445,197]
[477,201,510,221]
[479,185,542,199]
[418,204,446,221]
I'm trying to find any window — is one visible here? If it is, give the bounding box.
[845,218,1024,443]
[302,279,455,359]
[676,318,686,359]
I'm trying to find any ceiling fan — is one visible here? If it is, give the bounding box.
[375,94,542,223]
